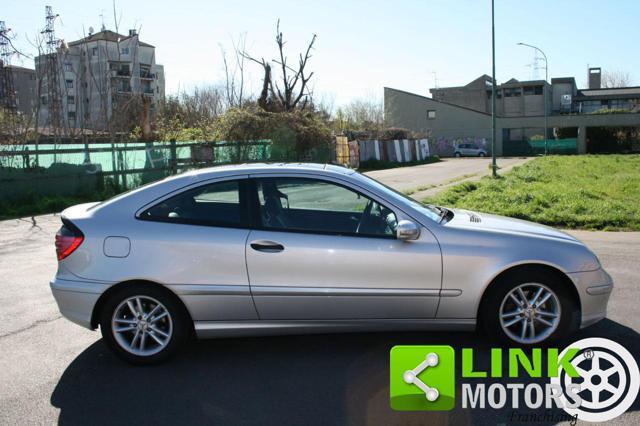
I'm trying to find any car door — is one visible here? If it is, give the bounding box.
[132,176,258,321]
[244,175,442,320]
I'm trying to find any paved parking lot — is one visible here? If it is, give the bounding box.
[0,163,639,425]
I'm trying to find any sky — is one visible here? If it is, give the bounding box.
[5,0,640,108]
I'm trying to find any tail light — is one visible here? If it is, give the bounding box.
[55,219,84,261]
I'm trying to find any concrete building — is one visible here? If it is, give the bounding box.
[386,68,640,155]
[35,29,165,133]
[0,64,37,116]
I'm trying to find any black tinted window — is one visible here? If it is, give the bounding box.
[142,180,242,227]
[256,178,397,237]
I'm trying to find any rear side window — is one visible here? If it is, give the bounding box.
[141,180,243,227]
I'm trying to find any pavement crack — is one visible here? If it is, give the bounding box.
[0,316,63,339]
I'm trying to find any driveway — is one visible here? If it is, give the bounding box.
[367,157,532,199]
[1,193,639,425]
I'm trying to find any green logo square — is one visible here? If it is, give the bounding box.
[390,345,456,411]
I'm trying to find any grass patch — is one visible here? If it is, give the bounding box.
[358,156,440,172]
[423,155,640,231]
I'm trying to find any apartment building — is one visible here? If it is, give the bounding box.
[35,29,165,132]
[0,63,37,116]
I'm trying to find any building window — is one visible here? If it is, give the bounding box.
[41,96,48,105]
[427,110,436,119]
[67,95,75,104]
[121,47,129,55]
[65,79,74,89]
[504,88,522,97]
[68,111,76,120]
[497,89,502,99]
[523,86,535,95]
[64,62,73,72]
[92,47,98,56]
[534,86,543,95]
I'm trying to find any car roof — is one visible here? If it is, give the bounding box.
[180,162,356,180]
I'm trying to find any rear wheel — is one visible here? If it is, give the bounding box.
[99,285,189,365]
[481,270,578,345]
[454,152,462,157]
[479,152,486,157]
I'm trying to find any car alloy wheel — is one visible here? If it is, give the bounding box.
[111,295,174,357]
[499,283,561,344]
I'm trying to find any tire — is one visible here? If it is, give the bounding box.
[481,268,579,346]
[479,152,486,157]
[454,152,462,157]
[99,284,189,365]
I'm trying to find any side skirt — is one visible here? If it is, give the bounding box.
[193,318,476,339]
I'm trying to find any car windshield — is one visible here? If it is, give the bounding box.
[354,173,443,223]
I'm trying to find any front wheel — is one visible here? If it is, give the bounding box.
[479,152,486,157]
[481,270,578,345]
[454,152,462,157]
[99,285,189,365]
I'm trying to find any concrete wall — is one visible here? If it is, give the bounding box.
[385,87,492,139]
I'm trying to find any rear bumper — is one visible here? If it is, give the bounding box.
[567,268,613,329]
[50,278,110,329]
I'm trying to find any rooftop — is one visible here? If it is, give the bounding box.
[67,30,154,48]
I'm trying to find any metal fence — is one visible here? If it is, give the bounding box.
[0,140,270,202]
[502,138,578,156]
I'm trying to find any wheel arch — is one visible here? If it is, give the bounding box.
[476,263,581,323]
[91,279,195,333]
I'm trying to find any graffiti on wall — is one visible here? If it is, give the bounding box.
[432,137,489,156]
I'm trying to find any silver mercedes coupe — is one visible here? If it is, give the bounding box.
[51,163,613,364]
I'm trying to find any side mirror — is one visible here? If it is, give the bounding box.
[396,220,420,241]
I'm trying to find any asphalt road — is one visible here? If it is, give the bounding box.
[366,157,532,200]
[0,164,639,425]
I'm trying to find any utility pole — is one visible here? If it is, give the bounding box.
[491,0,497,177]
[517,42,548,155]
[42,5,63,142]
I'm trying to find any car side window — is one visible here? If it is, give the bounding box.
[141,180,243,227]
[255,177,397,237]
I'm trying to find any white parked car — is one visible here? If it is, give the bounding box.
[51,164,612,364]
[454,143,487,157]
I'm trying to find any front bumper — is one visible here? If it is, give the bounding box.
[567,268,614,328]
[50,278,110,329]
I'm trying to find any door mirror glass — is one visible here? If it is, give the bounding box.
[396,220,420,240]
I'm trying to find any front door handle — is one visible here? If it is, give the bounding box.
[250,240,285,253]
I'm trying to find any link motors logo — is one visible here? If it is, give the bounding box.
[390,338,639,422]
[550,337,640,422]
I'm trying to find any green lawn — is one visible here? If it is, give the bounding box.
[423,155,640,231]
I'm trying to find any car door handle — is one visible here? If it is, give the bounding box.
[250,240,285,253]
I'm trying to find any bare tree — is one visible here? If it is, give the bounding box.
[220,33,247,109]
[243,20,316,112]
[602,70,633,88]
[334,96,383,134]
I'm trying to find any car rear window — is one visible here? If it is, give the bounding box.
[141,180,242,227]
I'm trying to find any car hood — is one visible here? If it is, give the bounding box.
[444,208,580,243]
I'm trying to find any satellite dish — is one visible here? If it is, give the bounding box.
[88,26,94,35]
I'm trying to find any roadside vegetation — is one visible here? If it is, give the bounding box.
[424,155,640,231]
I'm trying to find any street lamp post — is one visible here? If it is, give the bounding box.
[491,0,497,177]
[517,42,548,155]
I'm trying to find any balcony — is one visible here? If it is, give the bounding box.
[111,69,131,78]
[140,70,155,80]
